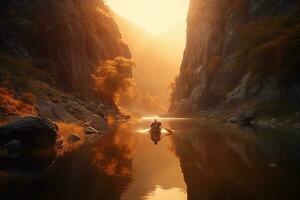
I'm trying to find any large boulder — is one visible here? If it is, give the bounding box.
[0,116,58,149]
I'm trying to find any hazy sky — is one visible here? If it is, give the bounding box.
[105,0,189,35]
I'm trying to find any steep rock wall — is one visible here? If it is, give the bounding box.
[170,0,300,118]
[0,0,131,125]
[0,0,131,96]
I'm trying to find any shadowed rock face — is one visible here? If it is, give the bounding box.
[0,0,131,96]
[170,0,300,116]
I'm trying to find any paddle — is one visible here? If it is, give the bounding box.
[162,127,174,136]
[163,127,173,133]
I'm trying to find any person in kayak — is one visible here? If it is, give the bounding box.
[151,119,162,128]
[150,119,173,134]
[150,119,162,145]
[149,119,173,145]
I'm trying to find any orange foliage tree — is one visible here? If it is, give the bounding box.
[92,57,135,100]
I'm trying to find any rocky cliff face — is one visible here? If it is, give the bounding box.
[0,0,131,126]
[0,0,130,95]
[170,0,300,121]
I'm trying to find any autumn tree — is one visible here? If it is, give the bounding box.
[92,57,135,100]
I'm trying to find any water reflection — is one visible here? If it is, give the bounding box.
[169,119,300,200]
[0,124,135,200]
[92,123,136,177]
[122,119,186,200]
[0,172,8,196]
[0,147,57,174]
[2,118,299,200]
[0,120,186,200]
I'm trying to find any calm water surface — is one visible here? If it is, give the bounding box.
[1,118,300,200]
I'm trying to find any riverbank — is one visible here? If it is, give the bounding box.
[201,108,299,130]
[168,106,300,131]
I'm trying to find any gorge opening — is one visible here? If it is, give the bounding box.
[106,0,190,116]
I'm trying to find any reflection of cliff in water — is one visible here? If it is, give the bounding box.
[0,145,57,198]
[170,120,300,200]
[0,147,57,174]
[0,124,135,200]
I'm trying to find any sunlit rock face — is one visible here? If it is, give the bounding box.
[170,0,300,116]
[0,0,131,96]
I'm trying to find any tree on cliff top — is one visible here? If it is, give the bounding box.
[92,57,135,101]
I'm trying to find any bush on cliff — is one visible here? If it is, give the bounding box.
[240,16,300,82]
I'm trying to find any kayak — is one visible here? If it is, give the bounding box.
[149,125,161,145]
[150,125,161,134]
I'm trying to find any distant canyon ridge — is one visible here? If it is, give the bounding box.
[114,14,186,113]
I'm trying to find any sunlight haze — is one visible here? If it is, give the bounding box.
[105,0,189,35]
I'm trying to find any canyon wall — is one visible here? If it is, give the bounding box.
[170,0,300,121]
[0,0,130,96]
[0,0,131,125]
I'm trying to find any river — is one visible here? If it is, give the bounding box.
[1,117,300,200]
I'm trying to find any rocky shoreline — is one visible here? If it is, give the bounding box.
[0,109,130,175]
